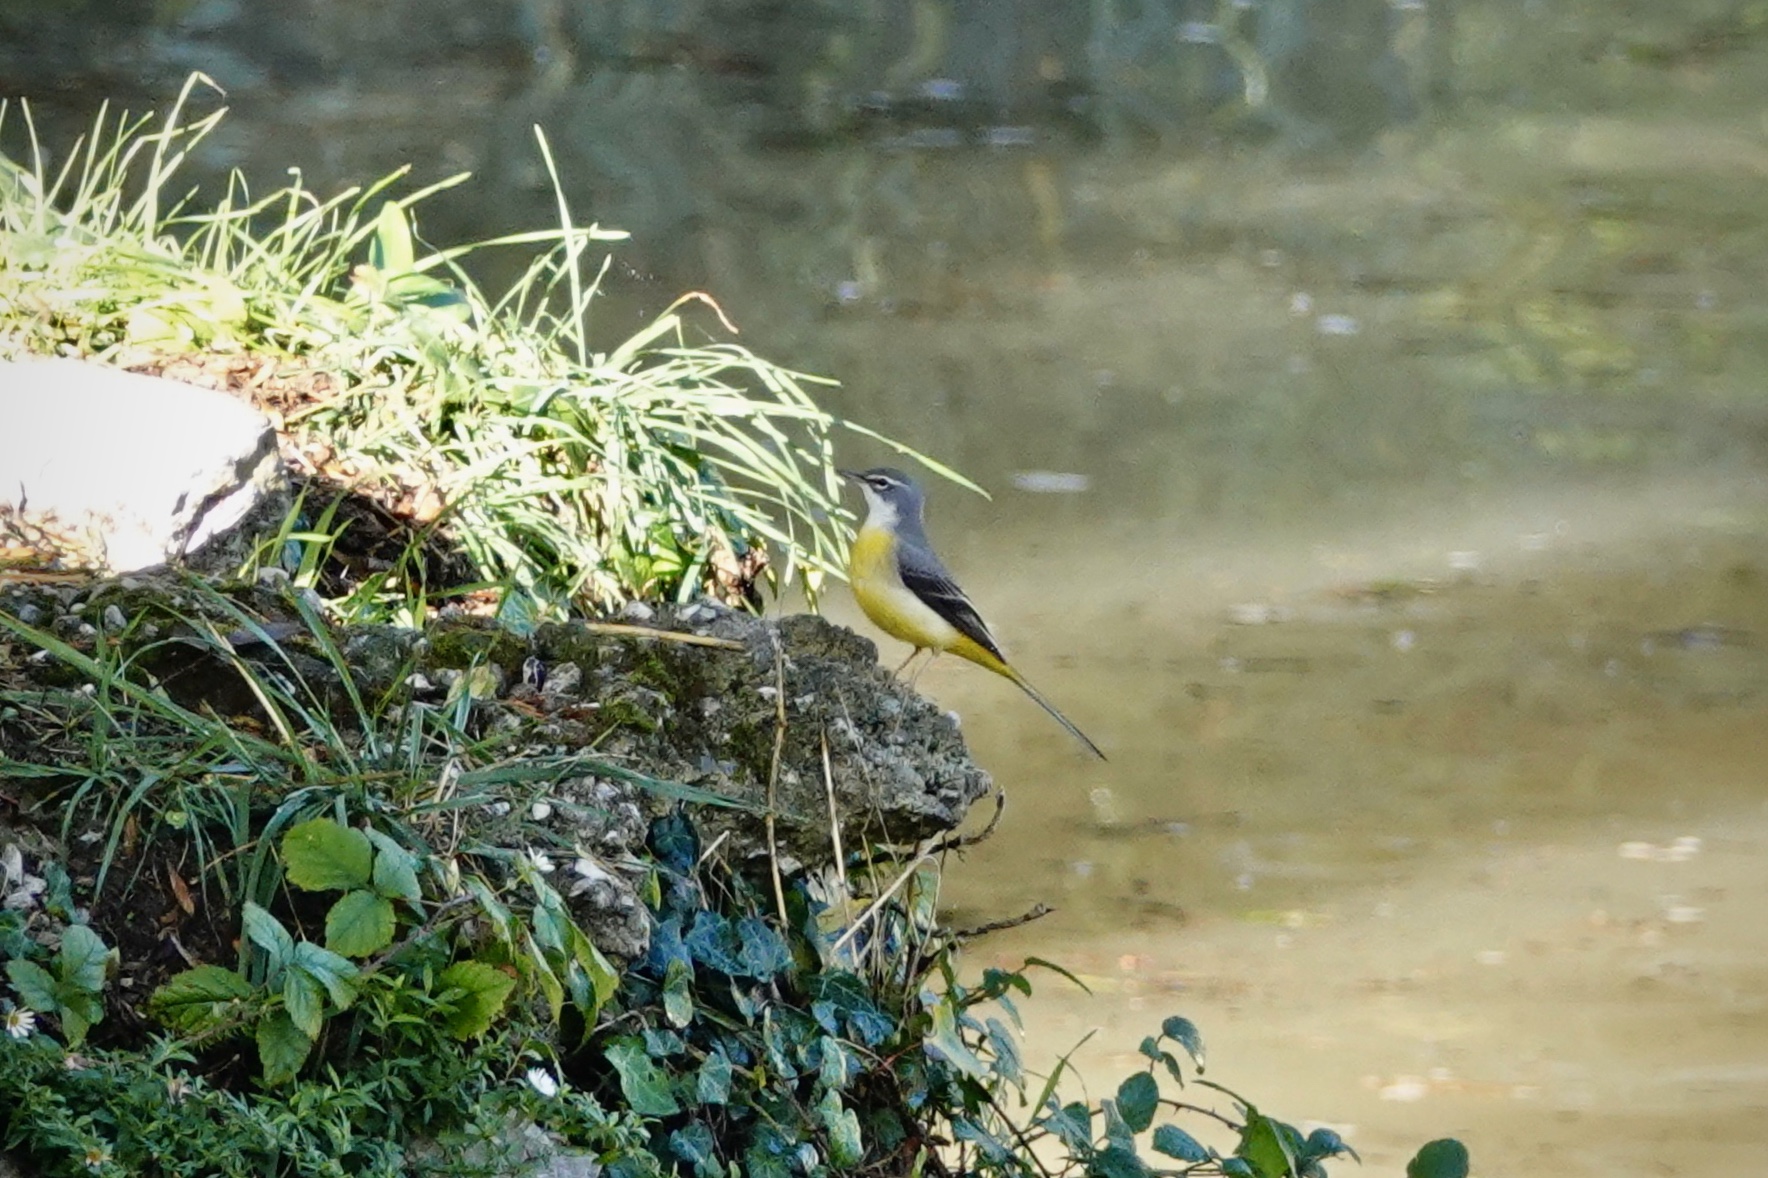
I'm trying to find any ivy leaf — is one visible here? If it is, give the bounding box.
[437,960,516,1040]
[1161,1015,1206,1070]
[818,1089,864,1168]
[924,999,986,1078]
[6,959,59,1013]
[734,916,789,977]
[670,1120,721,1178]
[242,902,295,973]
[605,1037,681,1116]
[1152,1125,1211,1163]
[662,958,694,1028]
[324,890,395,958]
[57,925,109,994]
[696,1048,732,1105]
[282,819,373,892]
[282,970,324,1039]
[365,828,422,903]
[257,1009,313,1085]
[1116,1071,1160,1134]
[148,965,254,1033]
[1407,1139,1471,1178]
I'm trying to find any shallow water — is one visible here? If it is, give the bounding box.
[826,476,1768,1175]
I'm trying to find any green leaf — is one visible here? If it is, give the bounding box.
[59,995,97,1047]
[567,923,619,1014]
[1407,1139,1470,1178]
[818,1089,864,1168]
[1040,1102,1093,1154]
[662,959,694,1029]
[282,970,324,1039]
[670,1121,720,1178]
[986,1016,1023,1089]
[291,942,359,1008]
[696,1048,732,1105]
[371,201,416,274]
[463,875,513,945]
[924,998,987,1078]
[282,819,372,892]
[242,903,295,972]
[1152,1125,1211,1163]
[6,959,59,1012]
[257,1009,313,1085]
[149,965,253,1032]
[1237,1110,1298,1178]
[365,828,422,903]
[1116,1071,1160,1134]
[523,932,564,1023]
[605,1037,680,1116]
[1090,1144,1150,1178]
[57,925,109,995]
[324,890,395,958]
[438,960,516,1039]
[1161,1016,1206,1070]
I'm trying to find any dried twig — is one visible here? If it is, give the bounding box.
[830,849,935,957]
[949,903,1054,941]
[582,621,744,650]
[925,789,1006,857]
[763,631,789,924]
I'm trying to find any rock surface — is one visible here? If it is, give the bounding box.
[0,579,993,967]
[0,359,284,573]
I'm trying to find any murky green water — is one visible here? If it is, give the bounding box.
[13,2,1768,1169]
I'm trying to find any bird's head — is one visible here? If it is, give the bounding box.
[839,467,925,528]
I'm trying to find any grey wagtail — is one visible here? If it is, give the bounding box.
[839,467,1106,760]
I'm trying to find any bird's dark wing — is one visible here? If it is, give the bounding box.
[897,554,1007,663]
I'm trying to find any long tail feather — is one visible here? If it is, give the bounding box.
[1004,667,1107,761]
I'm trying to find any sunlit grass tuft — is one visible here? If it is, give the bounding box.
[0,73,965,616]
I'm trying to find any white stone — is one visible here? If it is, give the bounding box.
[0,359,282,572]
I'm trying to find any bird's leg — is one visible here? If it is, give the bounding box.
[893,647,925,678]
[906,650,938,690]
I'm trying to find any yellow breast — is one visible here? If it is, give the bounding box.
[847,526,962,652]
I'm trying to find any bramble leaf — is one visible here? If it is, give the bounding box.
[1116,1071,1160,1133]
[324,890,395,958]
[282,970,323,1039]
[365,828,422,903]
[242,902,294,972]
[1407,1139,1470,1178]
[282,819,372,892]
[57,924,109,994]
[149,965,253,1032]
[1153,1125,1211,1163]
[257,1010,313,1085]
[6,960,58,1013]
[1161,1015,1205,1070]
[438,960,516,1039]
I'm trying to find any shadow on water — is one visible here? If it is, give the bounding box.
[8,0,1768,1170]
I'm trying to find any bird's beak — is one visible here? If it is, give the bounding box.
[837,468,862,483]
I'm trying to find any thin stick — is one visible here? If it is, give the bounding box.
[583,622,744,650]
[819,729,852,925]
[763,631,789,925]
[830,850,935,957]
[949,903,1053,941]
